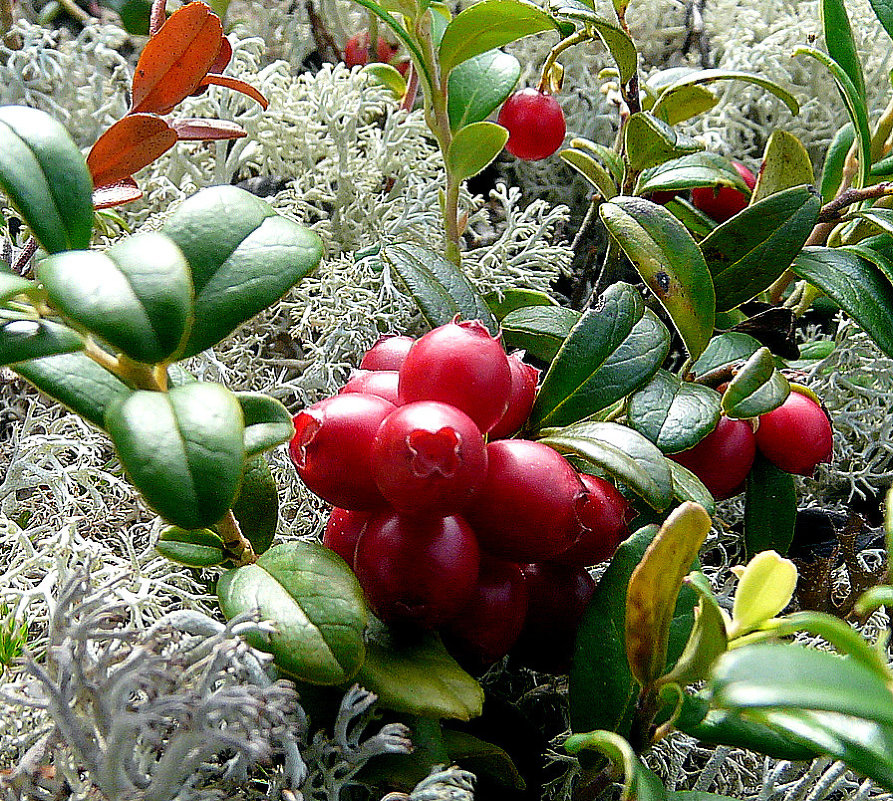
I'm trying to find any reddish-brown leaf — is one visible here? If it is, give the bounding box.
[87,114,178,187]
[172,117,246,140]
[92,177,143,209]
[149,0,166,36]
[198,74,269,109]
[211,35,233,73]
[131,2,223,115]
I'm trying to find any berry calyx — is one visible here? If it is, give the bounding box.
[755,390,833,476]
[344,32,398,68]
[497,89,566,162]
[691,160,756,223]
[670,416,756,501]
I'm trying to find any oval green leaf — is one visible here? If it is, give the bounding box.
[624,112,702,172]
[362,63,408,97]
[447,49,520,131]
[668,461,715,515]
[751,131,815,202]
[156,526,227,567]
[1,318,84,366]
[236,392,294,457]
[447,121,509,182]
[560,148,618,199]
[231,454,278,556]
[0,273,39,305]
[637,153,749,197]
[651,84,717,126]
[721,347,789,418]
[568,137,623,182]
[484,287,557,320]
[691,332,762,377]
[501,304,580,361]
[821,0,866,104]
[743,453,796,558]
[821,123,855,201]
[217,541,368,685]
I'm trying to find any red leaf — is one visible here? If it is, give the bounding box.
[198,73,269,109]
[171,117,247,140]
[211,35,232,73]
[92,177,143,209]
[87,114,178,187]
[149,0,165,36]
[131,2,223,115]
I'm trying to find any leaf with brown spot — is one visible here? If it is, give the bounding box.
[87,114,177,187]
[171,118,246,140]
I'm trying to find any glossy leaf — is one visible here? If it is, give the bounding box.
[530,282,669,430]
[664,197,716,239]
[438,0,558,76]
[565,730,667,801]
[600,197,715,359]
[637,153,749,197]
[690,332,761,377]
[539,420,674,510]
[354,616,483,719]
[383,242,498,334]
[744,454,796,558]
[0,274,37,304]
[39,232,192,364]
[484,288,557,320]
[237,392,294,457]
[728,551,797,637]
[442,731,525,791]
[848,207,893,239]
[231,455,278,556]
[821,123,855,201]
[0,319,84,366]
[447,121,508,181]
[447,49,520,131]
[651,85,717,126]
[560,148,618,199]
[92,177,143,210]
[668,461,715,516]
[821,0,865,103]
[721,347,789,419]
[156,526,227,567]
[624,112,702,172]
[217,541,368,685]
[628,370,721,454]
[105,382,245,529]
[87,114,177,188]
[501,304,580,361]
[568,137,623,183]
[791,246,893,358]
[750,131,815,203]
[701,185,821,312]
[842,241,893,284]
[870,0,893,39]
[170,118,247,140]
[162,185,323,357]
[362,63,407,97]
[0,105,94,254]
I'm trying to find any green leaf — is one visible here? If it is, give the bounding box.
[721,347,790,419]
[821,0,866,104]
[651,85,717,126]
[105,382,245,529]
[236,392,294,457]
[847,207,893,240]
[560,148,618,199]
[539,420,674,510]
[447,49,520,131]
[795,47,870,188]
[870,0,893,40]
[162,185,323,358]
[651,69,799,120]
[0,106,94,254]
[13,351,131,429]
[442,731,525,791]
[664,197,717,239]
[691,332,761,377]
[570,525,697,738]
[231,455,278,556]
[530,283,670,429]
[0,273,39,305]
[751,131,815,202]
[744,454,796,557]
[637,153,749,197]
[565,730,667,801]
[484,287,557,321]
[600,197,716,359]
[624,113,702,172]
[97,0,151,34]
[38,233,192,364]
[628,370,721,454]
[353,616,483,719]
[438,0,558,76]
[501,304,580,361]
[842,241,893,284]
[668,461,715,516]
[701,185,821,312]
[447,121,508,181]
[156,526,227,567]
[361,63,407,97]
[791,246,893,358]
[822,123,855,201]
[217,541,368,685]
[568,137,623,183]
[1,318,84,366]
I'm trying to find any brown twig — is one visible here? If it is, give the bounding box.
[0,0,21,49]
[817,182,893,222]
[307,0,343,64]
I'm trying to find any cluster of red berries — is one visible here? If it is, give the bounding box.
[288,319,630,669]
[671,389,834,501]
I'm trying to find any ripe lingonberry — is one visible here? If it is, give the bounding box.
[289,393,394,509]
[670,416,756,501]
[465,439,587,561]
[359,335,415,371]
[755,390,833,476]
[399,319,512,434]
[354,510,480,628]
[555,474,630,566]
[371,401,487,516]
[343,32,397,68]
[691,160,756,223]
[497,88,566,161]
[340,369,400,405]
[488,353,540,440]
[323,507,369,566]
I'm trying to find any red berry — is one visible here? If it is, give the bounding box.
[444,557,528,667]
[555,474,630,566]
[371,401,488,516]
[360,335,415,371]
[354,510,480,628]
[512,562,595,673]
[670,416,756,501]
[344,32,397,67]
[488,353,540,440]
[497,88,566,161]
[323,507,368,566]
[755,391,833,476]
[691,161,756,223]
[289,393,394,510]
[647,190,678,204]
[465,439,588,561]
[398,319,512,434]
[340,369,401,405]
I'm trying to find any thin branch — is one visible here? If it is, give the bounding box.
[817,182,893,223]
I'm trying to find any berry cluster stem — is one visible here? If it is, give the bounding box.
[537,29,590,93]
[217,509,258,566]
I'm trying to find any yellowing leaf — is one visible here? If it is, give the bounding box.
[728,550,798,638]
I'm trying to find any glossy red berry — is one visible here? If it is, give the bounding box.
[465,439,587,561]
[344,32,397,68]
[359,335,415,371]
[670,416,756,501]
[691,160,756,223]
[555,474,630,566]
[444,557,529,667]
[398,319,512,434]
[289,393,394,509]
[340,369,401,405]
[323,507,369,566]
[354,511,480,628]
[497,89,566,161]
[755,391,833,476]
[488,353,540,440]
[371,401,487,516]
